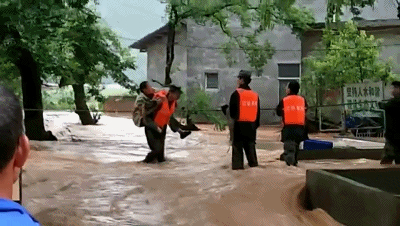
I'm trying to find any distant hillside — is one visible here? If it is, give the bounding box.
[101,84,132,97]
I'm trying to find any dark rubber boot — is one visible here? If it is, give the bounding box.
[180,131,191,139]
[380,158,393,165]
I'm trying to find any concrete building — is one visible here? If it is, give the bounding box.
[130,20,302,124]
[130,0,400,125]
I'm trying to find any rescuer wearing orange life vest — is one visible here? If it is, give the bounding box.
[229,70,260,170]
[142,85,188,163]
[276,81,308,166]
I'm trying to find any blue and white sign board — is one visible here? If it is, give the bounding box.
[343,81,384,110]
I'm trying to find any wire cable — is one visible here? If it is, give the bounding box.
[22,98,391,113]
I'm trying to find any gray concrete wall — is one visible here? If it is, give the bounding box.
[306,169,400,226]
[299,0,398,23]
[330,168,400,194]
[146,24,188,89]
[370,28,400,76]
[186,20,302,124]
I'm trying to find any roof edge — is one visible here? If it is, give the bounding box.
[129,24,170,50]
[308,18,400,31]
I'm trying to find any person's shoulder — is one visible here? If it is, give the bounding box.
[386,97,398,106]
[0,212,40,226]
[135,93,147,102]
[229,90,239,100]
[392,96,400,103]
[284,94,304,99]
[0,199,39,225]
[231,89,240,94]
[251,89,259,96]
[155,90,167,97]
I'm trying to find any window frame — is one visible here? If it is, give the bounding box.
[277,63,301,101]
[204,71,220,91]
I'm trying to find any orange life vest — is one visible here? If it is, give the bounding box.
[153,91,176,128]
[282,95,306,126]
[237,88,258,122]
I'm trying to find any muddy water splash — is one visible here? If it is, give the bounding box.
[81,175,165,225]
[37,112,236,225]
[43,112,201,163]
[26,112,360,225]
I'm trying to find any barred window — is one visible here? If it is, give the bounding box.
[205,72,219,89]
[278,64,300,100]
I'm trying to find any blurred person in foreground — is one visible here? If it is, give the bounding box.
[0,85,39,225]
[229,70,260,170]
[276,81,308,166]
[379,81,400,165]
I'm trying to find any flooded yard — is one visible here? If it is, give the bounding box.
[22,112,386,225]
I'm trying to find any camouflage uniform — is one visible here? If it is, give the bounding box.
[132,92,161,130]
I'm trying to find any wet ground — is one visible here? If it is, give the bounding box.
[22,112,388,225]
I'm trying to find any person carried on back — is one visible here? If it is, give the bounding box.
[133,81,191,139]
[133,81,164,133]
[133,82,192,163]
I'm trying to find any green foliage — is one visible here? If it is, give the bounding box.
[42,88,75,111]
[52,7,137,96]
[0,0,137,124]
[161,0,315,70]
[326,0,375,24]
[161,0,314,129]
[0,55,22,97]
[176,88,227,131]
[42,85,107,111]
[0,0,97,67]
[302,21,394,105]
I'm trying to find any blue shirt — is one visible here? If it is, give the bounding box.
[0,199,40,225]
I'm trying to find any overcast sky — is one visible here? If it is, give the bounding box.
[96,0,167,84]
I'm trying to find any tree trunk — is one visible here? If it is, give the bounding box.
[315,89,319,123]
[165,21,176,86]
[16,48,57,141]
[72,84,96,125]
[340,86,347,135]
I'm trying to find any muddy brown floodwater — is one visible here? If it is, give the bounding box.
[21,113,386,225]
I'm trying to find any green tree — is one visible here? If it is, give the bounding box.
[54,9,136,125]
[0,0,94,140]
[326,0,376,25]
[42,88,75,111]
[160,0,315,85]
[0,0,136,133]
[0,49,21,96]
[155,0,314,129]
[302,20,394,111]
[176,88,227,131]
